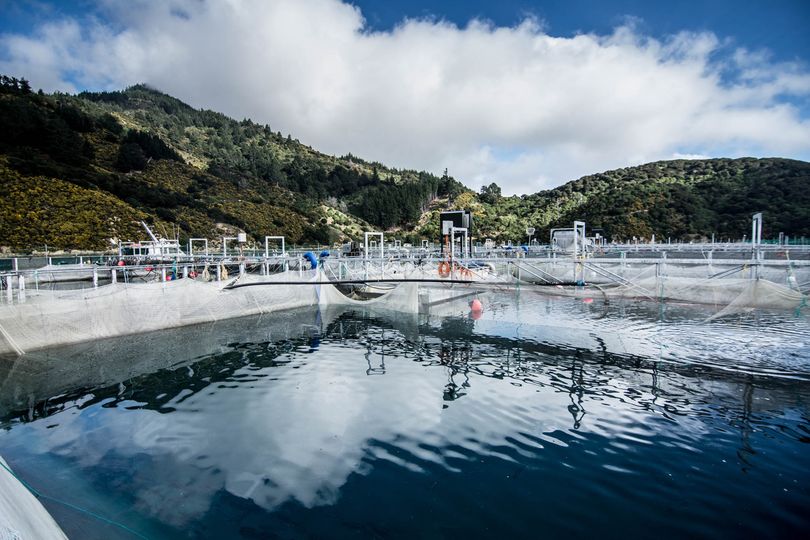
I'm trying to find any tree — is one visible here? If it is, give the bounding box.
[116,143,148,171]
[480,182,502,204]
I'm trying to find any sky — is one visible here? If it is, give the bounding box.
[1,0,809,195]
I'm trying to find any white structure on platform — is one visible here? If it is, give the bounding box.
[364,232,384,259]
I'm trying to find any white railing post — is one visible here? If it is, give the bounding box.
[752,212,763,279]
[17,275,25,302]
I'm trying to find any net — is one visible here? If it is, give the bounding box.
[0,271,319,355]
[0,269,431,355]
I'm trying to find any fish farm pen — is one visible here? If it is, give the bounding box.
[1,218,809,355]
[1,217,810,539]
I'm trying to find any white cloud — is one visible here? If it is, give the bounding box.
[671,152,711,160]
[1,0,809,194]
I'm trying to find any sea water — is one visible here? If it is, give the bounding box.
[1,291,809,539]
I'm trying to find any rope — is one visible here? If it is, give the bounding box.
[796,296,808,318]
[0,459,148,539]
[0,322,24,356]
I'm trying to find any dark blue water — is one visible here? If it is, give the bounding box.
[1,292,809,539]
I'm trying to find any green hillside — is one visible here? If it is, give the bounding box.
[0,74,808,251]
[0,76,460,250]
[468,158,810,243]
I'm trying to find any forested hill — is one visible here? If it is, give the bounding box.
[0,76,463,250]
[0,74,808,251]
[466,157,810,243]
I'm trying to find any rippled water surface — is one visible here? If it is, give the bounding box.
[1,291,809,539]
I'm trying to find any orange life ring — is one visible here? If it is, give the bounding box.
[438,261,451,278]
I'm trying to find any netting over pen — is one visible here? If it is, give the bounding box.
[514,258,808,315]
[315,281,421,313]
[0,271,320,355]
[0,268,431,356]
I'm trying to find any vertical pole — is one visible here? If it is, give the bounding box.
[217,264,222,282]
[752,212,762,279]
[183,266,189,279]
[12,258,17,272]
[111,268,117,284]
[161,267,167,282]
[572,222,581,282]
[93,267,98,288]
[5,276,12,302]
[18,275,25,302]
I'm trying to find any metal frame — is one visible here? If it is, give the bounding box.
[450,227,469,259]
[364,232,384,259]
[222,236,237,258]
[264,236,286,258]
[188,238,209,256]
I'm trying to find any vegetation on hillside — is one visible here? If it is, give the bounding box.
[0,76,460,250]
[76,84,462,229]
[470,158,810,243]
[0,74,807,250]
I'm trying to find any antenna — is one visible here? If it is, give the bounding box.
[140,221,159,242]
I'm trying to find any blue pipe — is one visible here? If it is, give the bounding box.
[303,251,318,269]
